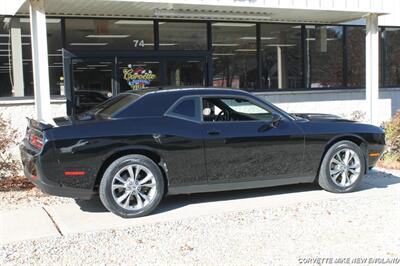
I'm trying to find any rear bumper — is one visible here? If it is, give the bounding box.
[19,143,95,200]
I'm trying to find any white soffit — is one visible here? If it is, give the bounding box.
[0,0,25,16]
[15,0,392,24]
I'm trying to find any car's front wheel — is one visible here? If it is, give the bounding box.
[318,140,366,193]
[99,154,164,218]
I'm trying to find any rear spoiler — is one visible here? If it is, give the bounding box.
[27,117,54,131]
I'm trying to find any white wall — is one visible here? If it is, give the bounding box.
[1,88,399,138]
[257,88,400,124]
[0,100,66,161]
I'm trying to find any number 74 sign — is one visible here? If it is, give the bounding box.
[133,40,145,47]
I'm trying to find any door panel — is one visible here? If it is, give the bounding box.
[158,117,206,187]
[203,119,305,183]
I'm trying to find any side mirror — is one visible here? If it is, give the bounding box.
[258,113,282,132]
[271,113,282,127]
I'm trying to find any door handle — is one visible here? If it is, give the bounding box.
[207,130,220,136]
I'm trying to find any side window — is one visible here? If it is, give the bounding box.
[202,97,272,122]
[166,97,201,122]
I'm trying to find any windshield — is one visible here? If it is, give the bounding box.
[256,96,297,120]
[88,93,141,118]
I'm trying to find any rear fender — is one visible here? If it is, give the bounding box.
[95,145,169,191]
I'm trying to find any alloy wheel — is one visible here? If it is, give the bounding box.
[111,164,157,210]
[329,148,361,187]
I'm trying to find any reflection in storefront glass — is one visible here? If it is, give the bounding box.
[65,19,154,51]
[305,25,344,88]
[260,24,302,90]
[166,60,205,87]
[212,23,257,90]
[72,59,113,113]
[159,22,207,50]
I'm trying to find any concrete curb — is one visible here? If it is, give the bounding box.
[0,207,61,245]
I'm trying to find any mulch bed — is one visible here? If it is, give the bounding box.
[0,176,35,192]
[376,160,400,170]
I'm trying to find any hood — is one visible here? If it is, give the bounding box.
[292,113,356,123]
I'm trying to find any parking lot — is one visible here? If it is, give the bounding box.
[1,168,399,265]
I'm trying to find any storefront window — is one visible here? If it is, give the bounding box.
[159,22,207,50]
[46,18,63,95]
[260,24,302,89]
[1,16,400,99]
[212,22,257,90]
[166,59,205,86]
[19,18,63,96]
[305,25,344,88]
[0,18,12,97]
[65,19,154,51]
[346,26,365,87]
[383,28,400,87]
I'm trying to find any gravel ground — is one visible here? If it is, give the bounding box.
[0,187,74,211]
[1,168,399,265]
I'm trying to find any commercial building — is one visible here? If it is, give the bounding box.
[0,0,400,134]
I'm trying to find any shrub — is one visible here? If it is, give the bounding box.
[382,111,400,163]
[0,114,20,179]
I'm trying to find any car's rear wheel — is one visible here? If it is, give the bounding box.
[318,140,366,193]
[99,154,164,218]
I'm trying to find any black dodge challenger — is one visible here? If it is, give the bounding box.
[20,88,385,218]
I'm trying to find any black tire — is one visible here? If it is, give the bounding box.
[318,140,366,193]
[99,154,165,218]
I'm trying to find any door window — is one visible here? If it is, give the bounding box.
[202,97,271,122]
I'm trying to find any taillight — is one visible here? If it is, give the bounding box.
[30,134,43,150]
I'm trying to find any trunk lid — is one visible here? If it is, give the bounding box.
[25,118,53,151]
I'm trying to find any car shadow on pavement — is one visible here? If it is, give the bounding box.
[356,168,400,190]
[74,168,399,214]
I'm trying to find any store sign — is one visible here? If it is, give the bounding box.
[123,64,156,90]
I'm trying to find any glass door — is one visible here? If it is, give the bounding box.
[65,51,211,115]
[71,58,114,114]
[117,59,161,92]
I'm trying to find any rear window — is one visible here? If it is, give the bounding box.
[166,97,201,122]
[91,94,140,118]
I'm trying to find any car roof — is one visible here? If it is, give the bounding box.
[144,87,251,97]
[115,87,254,118]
